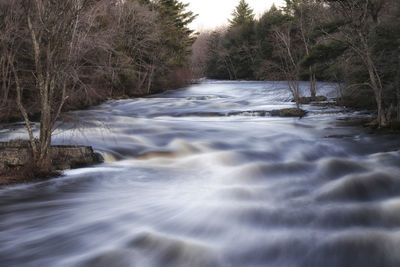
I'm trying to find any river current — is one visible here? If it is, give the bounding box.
[1,80,400,267]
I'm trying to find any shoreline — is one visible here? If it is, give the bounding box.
[0,82,193,187]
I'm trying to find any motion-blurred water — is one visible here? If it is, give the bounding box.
[1,80,400,267]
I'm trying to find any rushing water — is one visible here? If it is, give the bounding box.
[1,80,400,267]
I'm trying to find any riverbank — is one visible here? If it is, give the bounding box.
[0,86,176,124]
[0,79,193,185]
[325,100,400,134]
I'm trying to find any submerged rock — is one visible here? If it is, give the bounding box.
[0,140,103,172]
[270,108,307,117]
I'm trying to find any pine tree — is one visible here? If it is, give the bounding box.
[157,0,197,60]
[229,0,255,26]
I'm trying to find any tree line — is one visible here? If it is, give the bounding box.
[0,0,195,174]
[192,0,400,127]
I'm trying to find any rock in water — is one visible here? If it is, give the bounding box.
[270,108,307,117]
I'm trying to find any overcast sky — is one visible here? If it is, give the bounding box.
[185,0,285,31]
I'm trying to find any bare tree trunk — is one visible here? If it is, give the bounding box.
[297,0,317,98]
[226,55,237,80]
[137,70,148,93]
[27,14,53,171]
[1,56,11,105]
[223,58,233,80]
[147,64,155,94]
[10,61,38,159]
[289,79,301,109]
[309,67,316,98]
[365,50,385,127]
[274,27,302,109]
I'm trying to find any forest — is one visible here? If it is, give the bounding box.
[0,0,399,175]
[0,0,196,123]
[1,0,399,127]
[192,0,400,127]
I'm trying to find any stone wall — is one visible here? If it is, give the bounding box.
[0,140,103,171]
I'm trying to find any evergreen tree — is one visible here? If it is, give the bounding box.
[205,31,232,79]
[254,5,290,79]
[157,0,197,67]
[230,0,255,26]
[143,0,198,89]
[224,0,257,79]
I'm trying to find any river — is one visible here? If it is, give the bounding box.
[1,80,400,267]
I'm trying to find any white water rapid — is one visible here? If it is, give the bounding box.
[1,80,400,267]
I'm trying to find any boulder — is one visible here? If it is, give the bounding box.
[270,108,307,117]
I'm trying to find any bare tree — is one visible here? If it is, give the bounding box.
[323,0,388,126]
[292,0,320,98]
[273,25,302,108]
[191,31,211,78]
[2,0,104,173]
[1,0,197,176]
[107,0,164,95]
